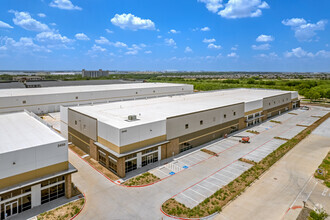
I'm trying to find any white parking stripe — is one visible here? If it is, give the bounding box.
[158,168,170,176]
[222,169,238,176]
[196,184,214,193]
[216,172,233,180]
[181,157,195,165]
[204,179,220,187]
[189,188,207,198]
[180,193,199,204]
[321,188,328,196]
[196,153,209,159]
[210,176,227,185]
[228,165,245,172]
[189,154,204,161]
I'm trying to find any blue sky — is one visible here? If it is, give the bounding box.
[0,0,329,72]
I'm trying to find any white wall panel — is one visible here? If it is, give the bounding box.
[0,141,67,179]
[119,120,166,146]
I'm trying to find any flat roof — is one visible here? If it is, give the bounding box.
[0,112,66,154]
[0,82,190,97]
[70,88,291,129]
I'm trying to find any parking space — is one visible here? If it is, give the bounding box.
[298,117,319,126]
[243,138,287,162]
[277,126,306,140]
[175,161,253,208]
[150,150,211,179]
[205,139,238,154]
[252,121,276,133]
[274,113,295,122]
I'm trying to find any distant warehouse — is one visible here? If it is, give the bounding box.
[0,83,193,114]
[82,69,109,78]
[0,111,77,219]
[67,88,299,178]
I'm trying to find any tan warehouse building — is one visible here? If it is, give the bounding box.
[67,88,299,178]
[0,112,77,219]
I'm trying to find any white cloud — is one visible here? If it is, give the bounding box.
[105,29,113,34]
[36,31,73,43]
[125,50,138,55]
[0,21,13,29]
[208,43,221,49]
[157,35,162,39]
[203,38,216,43]
[10,10,49,32]
[49,0,82,10]
[282,18,327,41]
[111,13,155,31]
[256,52,278,58]
[185,46,193,53]
[227,52,239,58]
[315,50,330,58]
[95,36,127,48]
[145,50,152,54]
[284,47,314,58]
[231,45,238,50]
[112,41,127,48]
[49,23,56,26]
[282,18,306,26]
[256,34,274,42]
[284,47,330,58]
[95,36,110,45]
[165,38,176,47]
[38,13,46,18]
[75,33,89,40]
[201,26,210,31]
[252,43,270,50]
[219,0,269,19]
[0,36,51,53]
[198,0,223,13]
[87,44,106,56]
[169,29,179,34]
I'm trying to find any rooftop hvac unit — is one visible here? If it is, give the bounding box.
[128,115,137,121]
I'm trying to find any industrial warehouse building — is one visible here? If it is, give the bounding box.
[0,83,193,114]
[0,112,77,220]
[67,88,299,178]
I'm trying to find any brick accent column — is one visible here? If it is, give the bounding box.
[166,138,179,158]
[89,140,98,160]
[161,144,167,160]
[238,118,246,130]
[65,174,73,199]
[117,157,126,178]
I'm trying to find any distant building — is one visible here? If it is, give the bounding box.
[82,69,109,78]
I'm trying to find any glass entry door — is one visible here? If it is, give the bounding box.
[147,155,153,165]
[5,200,18,219]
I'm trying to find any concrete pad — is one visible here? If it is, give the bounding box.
[312,118,330,138]
[298,117,319,126]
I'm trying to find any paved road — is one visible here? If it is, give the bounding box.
[69,107,329,219]
[216,118,330,220]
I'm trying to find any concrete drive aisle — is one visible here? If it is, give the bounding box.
[216,119,330,220]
